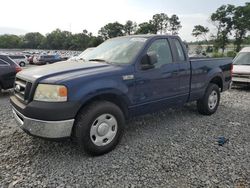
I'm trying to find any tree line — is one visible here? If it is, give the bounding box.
[192,2,250,53]
[0,13,181,51]
[1,2,249,52]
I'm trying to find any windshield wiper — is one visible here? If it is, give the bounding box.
[88,58,113,65]
[88,58,107,62]
[79,58,86,61]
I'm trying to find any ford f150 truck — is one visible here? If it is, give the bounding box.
[10,35,232,155]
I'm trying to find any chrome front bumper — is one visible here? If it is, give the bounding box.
[12,107,74,139]
[232,77,250,83]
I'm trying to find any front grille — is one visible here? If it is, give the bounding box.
[233,74,250,79]
[14,77,32,102]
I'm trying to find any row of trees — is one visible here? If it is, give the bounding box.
[192,2,250,52]
[0,30,103,50]
[0,13,182,50]
[98,13,182,39]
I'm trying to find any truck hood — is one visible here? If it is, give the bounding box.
[233,65,250,74]
[17,61,112,82]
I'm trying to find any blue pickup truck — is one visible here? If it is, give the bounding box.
[10,35,232,155]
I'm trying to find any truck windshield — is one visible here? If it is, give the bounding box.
[233,52,250,65]
[84,37,147,64]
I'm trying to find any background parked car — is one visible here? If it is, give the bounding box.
[0,55,22,91]
[34,54,63,65]
[232,47,250,87]
[8,55,28,67]
[28,55,35,64]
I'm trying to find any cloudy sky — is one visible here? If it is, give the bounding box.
[0,0,247,41]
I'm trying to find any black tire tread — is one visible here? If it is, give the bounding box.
[197,83,220,115]
[74,100,125,156]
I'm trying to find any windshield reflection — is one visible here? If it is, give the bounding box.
[84,37,147,64]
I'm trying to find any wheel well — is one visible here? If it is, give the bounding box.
[210,76,223,91]
[79,94,129,119]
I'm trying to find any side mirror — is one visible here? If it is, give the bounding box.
[141,52,158,70]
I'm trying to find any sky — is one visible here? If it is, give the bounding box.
[0,0,247,41]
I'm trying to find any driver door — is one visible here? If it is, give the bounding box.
[133,38,180,115]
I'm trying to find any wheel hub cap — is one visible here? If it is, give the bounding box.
[90,114,118,146]
[208,90,218,110]
[97,123,109,136]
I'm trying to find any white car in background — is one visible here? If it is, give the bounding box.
[232,47,250,86]
[8,55,28,67]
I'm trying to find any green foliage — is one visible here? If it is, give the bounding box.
[209,3,250,53]
[0,34,22,48]
[98,22,124,40]
[150,13,169,34]
[135,13,181,35]
[0,12,182,50]
[206,46,214,53]
[211,4,235,54]
[226,51,237,58]
[233,3,250,52]
[136,22,155,34]
[211,52,225,58]
[168,15,182,35]
[23,32,45,49]
[192,25,209,41]
[0,29,104,50]
[243,35,250,44]
[124,20,137,35]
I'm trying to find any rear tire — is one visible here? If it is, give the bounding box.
[74,101,125,156]
[197,83,220,115]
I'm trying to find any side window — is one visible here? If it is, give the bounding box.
[0,59,8,66]
[173,39,185,61]
[147,39,173,68]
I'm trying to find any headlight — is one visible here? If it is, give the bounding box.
[34,84,68,102]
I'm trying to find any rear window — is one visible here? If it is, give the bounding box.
[172,39,186,61]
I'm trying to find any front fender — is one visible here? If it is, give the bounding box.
[69,78,131,108]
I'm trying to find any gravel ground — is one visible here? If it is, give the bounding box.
[0,88,249,188]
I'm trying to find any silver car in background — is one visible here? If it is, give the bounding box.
[8,55,29,67]
[232,47,250,86]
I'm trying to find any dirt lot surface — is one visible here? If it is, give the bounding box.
[0,88,249,187]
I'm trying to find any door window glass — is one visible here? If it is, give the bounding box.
[147,39,173,68]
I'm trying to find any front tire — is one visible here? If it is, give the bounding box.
[74,101,125,156]
[197,83,220,115]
